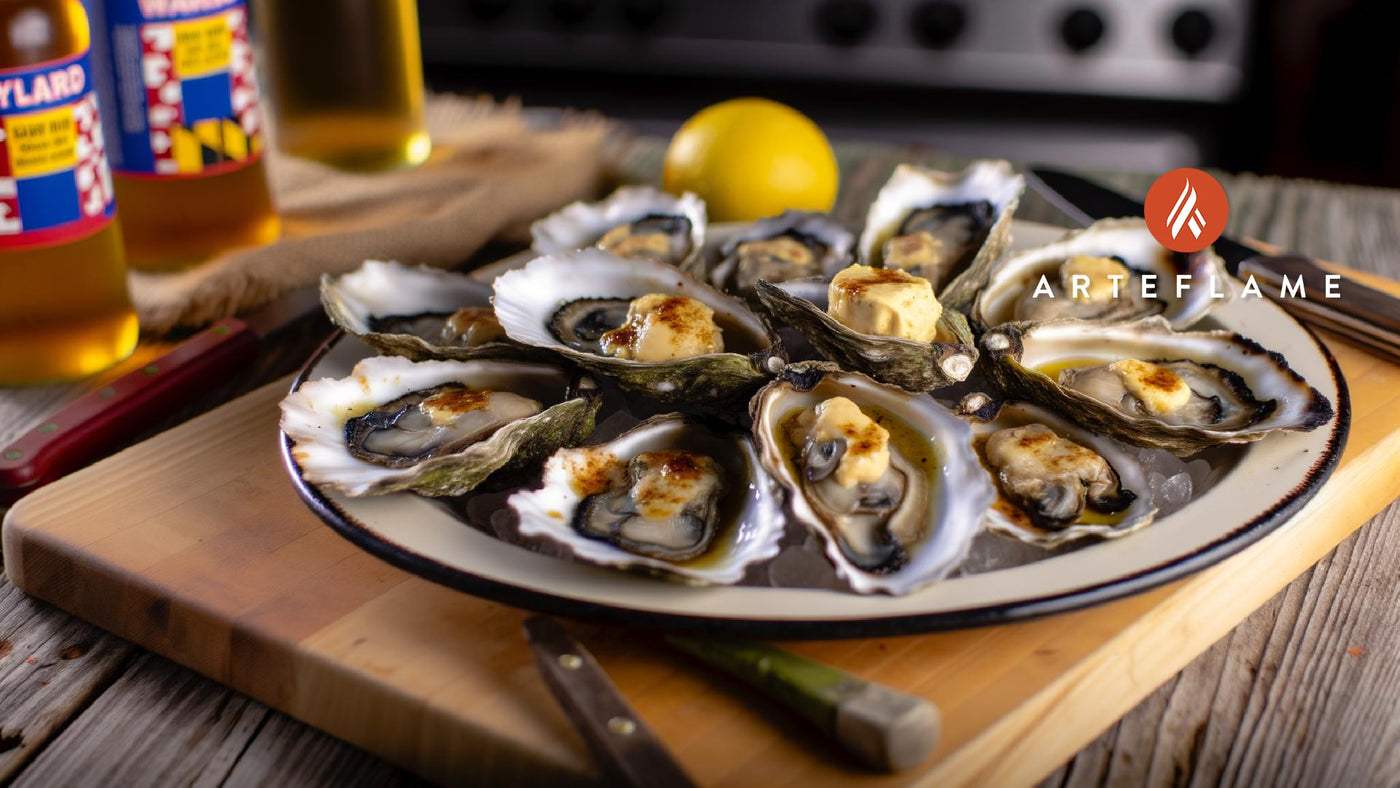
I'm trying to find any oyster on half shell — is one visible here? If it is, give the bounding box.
[972,218,1236,329]
[706,210,854,300]
[493,249,784,407]
[509,414,785,585]
[751,363,993,595]
[281,355,600,497]
[530,185,707,274]
[320,260,526,361]
[957,395,1158,547]
[858,160,1024,309]
[980,317,1334,456]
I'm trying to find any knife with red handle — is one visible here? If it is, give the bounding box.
[0,317,260,503]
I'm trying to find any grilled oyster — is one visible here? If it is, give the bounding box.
[531,185,707,273]
[858,160,1024,309]
[754,264,977,392]
[973,218,1235,329]
[320,260,524,361]
[493,249,783,406]
[281,355,599,497]
[707,210,854,300]
[981,317,1334,455]
[510,414,785,585]
[958,396,1158,547]
[751,363,993,595]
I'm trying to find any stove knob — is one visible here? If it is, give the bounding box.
[912,1,966,48]
[1170,8,1215,56]
[549,0,594,26]
[1060,7,1106,53]
[466,0,509,21]
[621,0,667,30]
[815,0,878,46]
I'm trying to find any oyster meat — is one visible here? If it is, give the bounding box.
[320,260,520,361]
[707,210,854,299]
[981,317,1334,455]
[511,414,785,585]
[959,396,1158,547]
[973,218,1235,329]
[752,363,993,595]
[754,264,978,392]
[858,160,1024,308]
[281,355,600,497]
[531,185,707,273]
[493,249,782,406]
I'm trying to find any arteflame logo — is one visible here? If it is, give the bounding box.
[1144,167,1229,253]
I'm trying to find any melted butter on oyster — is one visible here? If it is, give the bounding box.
[827,264,943,342]
[344,384,542,468]
[1014,254,1165,323]
[441,307,507,347]
[984,423,1135,530]
[731,235,823,292]
[595,214,695,265]
[784,396,929,573]
[879,200,995,289]
[1043,357,1274,430]
[572,449,726,562]
[600,293,725,362]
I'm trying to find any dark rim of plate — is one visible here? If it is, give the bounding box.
[282,316,1350,639]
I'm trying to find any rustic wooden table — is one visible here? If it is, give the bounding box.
[1,140,1398,786]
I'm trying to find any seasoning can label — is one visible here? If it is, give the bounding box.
[0,51,116,249]
[90,0,263,178]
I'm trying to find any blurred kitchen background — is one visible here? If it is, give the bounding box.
[408,0,1399,186]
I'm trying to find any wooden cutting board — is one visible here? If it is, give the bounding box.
[6,266,1400,786]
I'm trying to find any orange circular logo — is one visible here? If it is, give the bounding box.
[1144,168,1229,253]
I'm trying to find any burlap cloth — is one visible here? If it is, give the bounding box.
[129,95,616,333]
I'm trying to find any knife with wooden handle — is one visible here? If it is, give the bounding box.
[1028,167,1400,362]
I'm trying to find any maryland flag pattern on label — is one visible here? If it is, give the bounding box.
[92,0,262,177]
[0,51,116,249]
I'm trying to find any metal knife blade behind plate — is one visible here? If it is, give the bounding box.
[1028,167,1400,362]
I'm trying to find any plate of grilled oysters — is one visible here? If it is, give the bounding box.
[280,161,1347,635]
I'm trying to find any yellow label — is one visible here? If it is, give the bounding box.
[172,15,232,79]
[6,107,77,178]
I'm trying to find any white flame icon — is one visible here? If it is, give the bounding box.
[1166,178,1207,239]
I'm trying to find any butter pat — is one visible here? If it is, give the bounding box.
[597,224,671,260]
[1110,359,1192,415]
[601,293,724,361]
[790,396,891,488]
[1060,255,1130,302]
[827,264,942,342]
[882,231,945,271]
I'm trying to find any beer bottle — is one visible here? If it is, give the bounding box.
[0,0,139,385]
[88,0,279,271]
[256,0,430,171]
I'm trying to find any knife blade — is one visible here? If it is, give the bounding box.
[0,284,324,504]
[1028,167,1400,362]
[524,616,695,787]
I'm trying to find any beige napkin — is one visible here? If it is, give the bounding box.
[129,95,616,333]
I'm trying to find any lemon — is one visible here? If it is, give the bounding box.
[663,98,839,223]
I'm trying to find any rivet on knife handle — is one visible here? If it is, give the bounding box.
[665,635,940,772]
[523,616,695,788]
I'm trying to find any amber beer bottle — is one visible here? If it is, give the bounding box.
[88,0,279,271]
[255,0,430,171]
[0,0,138,385]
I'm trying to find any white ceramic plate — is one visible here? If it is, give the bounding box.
[283,222,1349,637]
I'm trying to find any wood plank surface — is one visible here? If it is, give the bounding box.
[2,264,1398,785]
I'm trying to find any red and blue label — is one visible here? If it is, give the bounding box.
[0,51,116,249]
[90,0,263,177]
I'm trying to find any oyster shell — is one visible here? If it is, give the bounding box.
[281,355,600,497]
[980,317,1334,455]
[510,414,785,585]
[858,160,1024,309]
[531,185,707,273]
[707,210,854,299]
[492,249,783,406]
[972,218,1235,329]
[751,363,993,595]
[753,273,978,392]
[957,396,1158,547]
[320,260,525,361]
